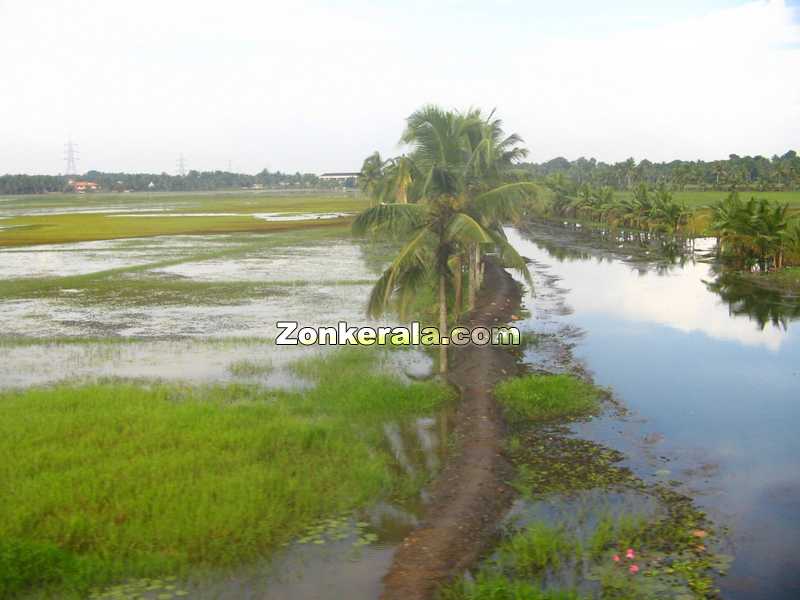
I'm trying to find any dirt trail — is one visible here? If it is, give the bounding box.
[381,258,522,600]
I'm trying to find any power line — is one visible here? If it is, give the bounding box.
[64,139,79,176]
[177,153,186,176]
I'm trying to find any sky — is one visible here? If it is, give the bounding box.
[1,0,799,175]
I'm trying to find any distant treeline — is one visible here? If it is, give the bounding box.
[517,150,800,191]
[0,169,349,195]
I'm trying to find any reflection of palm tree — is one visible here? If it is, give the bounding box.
[705,274,800,330]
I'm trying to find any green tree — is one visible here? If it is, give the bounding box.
[353,106,534,373]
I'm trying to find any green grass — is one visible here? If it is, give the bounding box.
[0,346,454,598]
[437,575,581,600]
[587,514,648,560]
[439,508,722,600]
[494,374,602,421]
[498,523,574,576]
[0,193,369,248]
[0,191,367,214]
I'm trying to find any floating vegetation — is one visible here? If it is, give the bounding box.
[88,577,189,600]
[292,514,379,549]
[450,384,734,599]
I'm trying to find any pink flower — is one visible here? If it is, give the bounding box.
[625,548,635,560]
[612,554,620,562]
[629,564,639,574]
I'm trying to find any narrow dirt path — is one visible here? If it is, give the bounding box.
[381,258,523,600]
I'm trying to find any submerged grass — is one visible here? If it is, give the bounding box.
[495,374,602,422]
[226,359,274,377]
[0,346,454,598]
[441,503,727,600]
[438,575,581,600]
[0,226,351,304]
[451,367,729,599]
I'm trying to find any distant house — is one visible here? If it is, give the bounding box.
[68,180,99,193]
[320,172,359,189]
[320,172,360,181]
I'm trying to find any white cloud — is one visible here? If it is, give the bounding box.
[0,0,798,174]
[506,228,789,351]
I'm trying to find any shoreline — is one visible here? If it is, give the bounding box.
[381,257,523,599]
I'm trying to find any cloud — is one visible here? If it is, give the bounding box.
[0,0,798,174]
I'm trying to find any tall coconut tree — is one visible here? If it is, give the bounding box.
[353,106,535,373]
[352,198,492,374]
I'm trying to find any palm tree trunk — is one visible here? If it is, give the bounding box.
[453,255,463,315]
[467,243,477,310]
[475,244,483,289]
[438,272,448,374]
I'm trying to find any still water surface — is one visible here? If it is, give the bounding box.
[508,222,800,599]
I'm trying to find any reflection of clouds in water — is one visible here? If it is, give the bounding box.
[0,283,388,340]
[0,236,236,278]
[151,242,375,283]
[506,229,789,352]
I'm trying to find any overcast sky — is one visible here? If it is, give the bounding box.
[1,0,799,175]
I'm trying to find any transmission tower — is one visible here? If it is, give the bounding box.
[177,154,186,176]
[64,139,79,176]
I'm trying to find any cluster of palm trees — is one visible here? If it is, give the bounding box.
[522,151,800,192]
[547,179,692,236]
[353,106,539,373]
[710,192,800,272]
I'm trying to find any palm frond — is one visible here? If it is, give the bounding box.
[366,228,434,317]
[467,182,543,223]
[445,213,492,244]
[352,203,426,237]
[488,229,533,286]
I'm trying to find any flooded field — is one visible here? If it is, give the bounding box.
[507,222,800,599]
[4,190,798,599]
[0,195,455,599]
[0,226,399,387]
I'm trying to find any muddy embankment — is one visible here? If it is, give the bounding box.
[381,258,522,600]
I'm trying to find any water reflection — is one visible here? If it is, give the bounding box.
[508,220,800,599]
[705,274,800,331]
[511,222,797,351]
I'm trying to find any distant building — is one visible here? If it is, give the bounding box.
[320,172,360,181]
[67,180,99,193]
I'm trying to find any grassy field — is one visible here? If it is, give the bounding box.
[0,346,454,598]
[0,191,368,213]
[0,192,369,247]
[0,191,450,597]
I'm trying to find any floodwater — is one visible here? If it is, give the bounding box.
[507,222,800,599]
[0,233,397,386]
[0,224,447,599]
[177,412,449,600]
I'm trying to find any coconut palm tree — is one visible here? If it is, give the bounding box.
[353,106,535,373]
[359,152,388,203]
